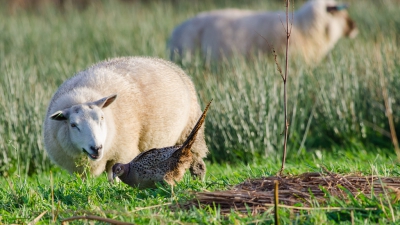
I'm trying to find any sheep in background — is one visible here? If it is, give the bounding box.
[168,0,358,63]
[43,57,209,182]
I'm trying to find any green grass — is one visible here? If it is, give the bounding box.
[1,150,399,224]
[1,0,400,223]
[1,0,400,173]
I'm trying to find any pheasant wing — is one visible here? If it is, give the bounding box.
[131,145,182,167]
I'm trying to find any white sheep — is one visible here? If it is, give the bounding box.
[169,0,358,63]
[43,57,208,182]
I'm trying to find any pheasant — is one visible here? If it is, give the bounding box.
[112,100,212,189]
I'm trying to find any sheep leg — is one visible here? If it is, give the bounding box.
[187,134,208,180]
[106,161,117,183]
[188,131,208,181]
[189,156,206,180]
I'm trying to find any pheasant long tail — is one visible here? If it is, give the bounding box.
[179,100,212,153]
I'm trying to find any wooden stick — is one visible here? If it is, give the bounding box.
[274,180,280,225]
[61,215,133,225]
[27,211,47,225]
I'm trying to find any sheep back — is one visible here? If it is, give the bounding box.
[168,0,357,63]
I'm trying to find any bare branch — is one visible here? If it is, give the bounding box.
[278,0,291,176]
[290,0,294,34]
[28,211,47,225]
[256,31,284,81]
[278,14,288,35]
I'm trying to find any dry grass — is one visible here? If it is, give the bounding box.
[186,172,400,214]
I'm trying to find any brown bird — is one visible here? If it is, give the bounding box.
[112,100,212,189]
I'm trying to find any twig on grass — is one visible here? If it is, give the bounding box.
[48,202,173,221]
[263,204,377,211]
[130,202,173,213]
[61,215,133,225]
[27,211,47,225]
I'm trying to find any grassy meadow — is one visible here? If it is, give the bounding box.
[1,0,400,224]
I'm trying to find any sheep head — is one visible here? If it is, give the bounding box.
[50,94,117,161]
[326,2,358,39]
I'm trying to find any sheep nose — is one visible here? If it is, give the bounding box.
[90,145,103,154]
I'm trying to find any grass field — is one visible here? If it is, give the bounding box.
[1,150,399,224]
[1,0,400,224]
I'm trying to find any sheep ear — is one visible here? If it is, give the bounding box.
[93,94,117,109]
[50,110,69,121]
[327,4,348,13]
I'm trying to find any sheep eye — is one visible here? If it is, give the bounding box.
[71,123,77,128]
[101,116,104,120]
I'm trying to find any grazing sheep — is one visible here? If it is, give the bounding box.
[43,57,208,182]
[169,0,358,63]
